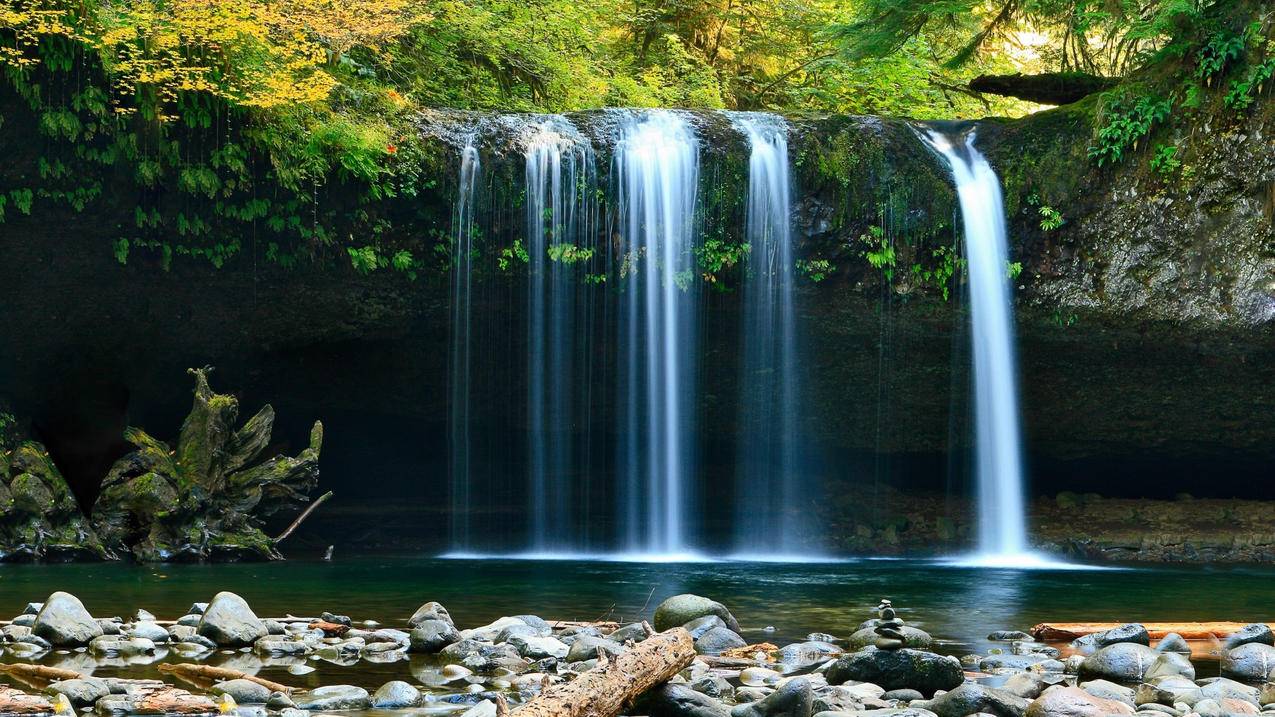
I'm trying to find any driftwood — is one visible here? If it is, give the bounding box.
[1031,621,1250,641]
[158,663,295,694]
[548,620,621,631]
[0,687,53,715]
[136,688,218,715]
[0,663,81,683]
[513,627,694,717]
[274,491,334,543]
[969,72,1119,105]
[308,619,349,637]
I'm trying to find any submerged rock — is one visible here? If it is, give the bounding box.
[655,595,741,633]
[826,647,962,696]
[33,592,103,647]
[198,591,267,647]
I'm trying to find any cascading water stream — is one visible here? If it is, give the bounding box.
[524,118,597,552]
[923,128,1045,566]
[448,136,481,551]
[615,111,700,558]
[728,112,807,557]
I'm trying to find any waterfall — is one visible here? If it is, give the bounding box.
[923,128,1035,565]
[449,136,481,551]
[523,118,598,552]
[614,111,700,558]
[728,112,806,557]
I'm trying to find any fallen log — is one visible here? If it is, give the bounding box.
[307,619,349,637]
[136,687,218,715]
[158,663,294,694]
[0,663,81,684]
[513,627,695,717]
[549,620,621,632]
[0,687,53,715]
[1031,621,1250,641]
[968,72,1119,105]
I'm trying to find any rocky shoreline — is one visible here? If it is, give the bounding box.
[1,591,1273,717]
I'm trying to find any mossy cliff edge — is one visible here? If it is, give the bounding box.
[0,85,1272,526]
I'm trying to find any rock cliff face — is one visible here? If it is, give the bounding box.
[1,96,1273,552]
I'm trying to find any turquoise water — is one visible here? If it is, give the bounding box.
[2,557,1269,650]
[0,557,1266,695]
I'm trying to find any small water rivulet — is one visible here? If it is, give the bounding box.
[448,136,481,552]
[614,110,701,558]
[727,112,807,557]
[923,128,1041,566]
[523,118,599,552]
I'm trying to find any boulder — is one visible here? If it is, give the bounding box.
[1078,679,1135,707]
[685,615,729,639]
[696,627,748,656]
[1226,624,1275,650]
[826,648,962,696]
[654,595,741,633]
[848,626,934,651]
[1183,678,1260,707]
[46,679,110,709]
[510,634,569,660]
[32,592,103,647]
[989,631,1035,642]
[567,635,623,662]
[211,680,273,704]
[370,681,421,709]
[197,592,267,647]
[409,619,461,653]
[1155,633,1191,654]
[1222,642,1275,682]
[1144,652,1194,680]
[293,685,370,711]
[637,683,732,717]
[126,621,169,643]
[408,601,453,628]
[912,683,1030,717]
[1077,643,1159,682]
[730,677,813,717]
[1071,624,1149,650]
[1024,686,1134,717]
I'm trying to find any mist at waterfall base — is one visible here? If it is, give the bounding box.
[439,110,1070,567]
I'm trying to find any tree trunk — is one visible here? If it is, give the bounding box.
[513,628,694,717]
[1031,621,1250,641]
[135,688,218,715]
[969,72,1118,105]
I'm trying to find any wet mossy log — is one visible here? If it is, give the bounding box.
[969,72,1119,105]
[513,627,695,717]
[91,367,322,562]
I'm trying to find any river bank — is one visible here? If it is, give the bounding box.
[1,586,1273,717]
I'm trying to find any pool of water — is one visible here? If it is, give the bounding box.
[2,556,1269,652]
